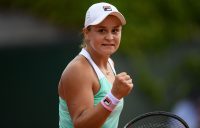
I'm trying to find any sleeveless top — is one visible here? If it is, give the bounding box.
[59,48,124,128]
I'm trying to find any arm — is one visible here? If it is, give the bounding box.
[61,60,133,128]
[61,63,111,128]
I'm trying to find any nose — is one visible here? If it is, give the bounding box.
[105,32,114,40]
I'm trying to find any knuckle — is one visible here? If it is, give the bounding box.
[118,77,124,82]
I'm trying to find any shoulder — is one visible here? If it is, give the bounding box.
[60,54,100,92]
[59,54,99,100]
[61,55,93,82]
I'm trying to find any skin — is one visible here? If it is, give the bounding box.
[58,15,133,128]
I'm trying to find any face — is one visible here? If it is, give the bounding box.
[84,15,122,56]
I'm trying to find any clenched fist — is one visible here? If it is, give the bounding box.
[111,72,133,99]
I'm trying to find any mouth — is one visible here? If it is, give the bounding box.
[102,44,115,46]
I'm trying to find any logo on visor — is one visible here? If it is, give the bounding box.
[103,6,112,11]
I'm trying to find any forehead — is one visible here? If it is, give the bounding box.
[95,15,122,28]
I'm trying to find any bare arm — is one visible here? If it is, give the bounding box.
[60,58,133,128]
[61,62,111,128]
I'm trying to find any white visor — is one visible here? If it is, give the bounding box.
[84,2,126,28]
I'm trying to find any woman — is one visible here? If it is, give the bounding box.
[58,2,133,128]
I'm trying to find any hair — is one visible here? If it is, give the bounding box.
[80,38,87,48]
[80,26,91,48]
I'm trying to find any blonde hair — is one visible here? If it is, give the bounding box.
[80,26,91,48]
[80,39,87,48]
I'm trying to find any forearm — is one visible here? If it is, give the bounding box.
[73,103,111,128]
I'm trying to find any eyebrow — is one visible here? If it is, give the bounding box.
[95,25,121,29]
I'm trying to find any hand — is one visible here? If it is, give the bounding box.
[111,72,134,99]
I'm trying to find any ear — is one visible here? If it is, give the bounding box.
[82,28,90,40]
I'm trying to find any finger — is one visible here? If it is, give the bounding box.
[118,72,127,76]
[124,75,131,80]
[123,78,132,85]
[127,79,133,84]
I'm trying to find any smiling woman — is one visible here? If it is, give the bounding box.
[58,2,134,128]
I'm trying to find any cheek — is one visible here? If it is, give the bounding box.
[90,35,103,44]
[116,36,121,44]
[88,37,101,48]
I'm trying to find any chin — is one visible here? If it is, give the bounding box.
[104,50,116,55]
[99,47,118,55]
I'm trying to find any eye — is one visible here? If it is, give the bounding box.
[98,28,106,33]
[112,28,120,34]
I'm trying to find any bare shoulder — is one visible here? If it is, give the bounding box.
[62,55,92,80]
[59,55,95,98]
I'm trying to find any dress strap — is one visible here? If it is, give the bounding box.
[79,48,117,79]
[108,58,116,75]
[79,48,105,80]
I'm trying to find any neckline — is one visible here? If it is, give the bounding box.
[79,48,116,80]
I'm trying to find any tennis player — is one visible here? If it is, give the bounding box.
[58,2,133,128]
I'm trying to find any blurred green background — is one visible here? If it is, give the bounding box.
[0,0,200,127]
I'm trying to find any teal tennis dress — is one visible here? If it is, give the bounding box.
[59,48,124,128]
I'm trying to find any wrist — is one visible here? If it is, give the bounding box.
[100,92,120,112]
[111,90,122,100]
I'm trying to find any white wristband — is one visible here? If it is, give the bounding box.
[101,92,120,111]
[107,92,120,105]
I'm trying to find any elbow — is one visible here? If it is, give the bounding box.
[73,118,83,128]
[73,119,101,128]
[73,122,102,128]
[73,122,80,128]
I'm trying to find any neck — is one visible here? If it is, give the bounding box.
[85,47,110,69]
